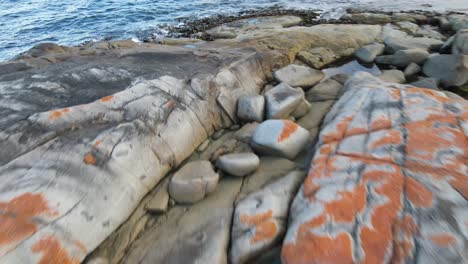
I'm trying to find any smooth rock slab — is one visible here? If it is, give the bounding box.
[169,161,219,204]
[230,171,305,264]
[282,72,468,264]
[216,153,260,177]
[237,95,265,123]
[354,43,385,63]
[251,120,310,159]
[264,83,304,119]
[423,54,468,87]
[273,64,324,88]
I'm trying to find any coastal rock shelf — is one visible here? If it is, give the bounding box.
[0,11,467,264]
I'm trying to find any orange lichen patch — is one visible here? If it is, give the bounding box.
[32,235,80,264]
[370,130,402,150]
[278,120,298,142]
[83,153,96,165]
[406,87,451,103]
[370,116,392,131]
[74,240,87,255]
[323,115,354,143]
[389,88,401,100]
[449,177,468,199]
[251,221,278,243]
[391,215,418,264]
[48,108,70,120]
[0,193,57,248]
[406,177,433,208]
[429,234,456,247]
[240,210,273,226]
[324,183,367,222]
[167,100,174,108]
[93,140,101,148]
[282,231,354,264]
[303,143,338,196]
[100,95,114,102]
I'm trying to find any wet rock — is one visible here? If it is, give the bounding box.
[230,171,305,264]
[282,72,468,264]
[291,98,311,119]
[273,64,324,88]
[251,120,310,159]
[264,83,304,119]
[85,257,109,264]
[452,29,468,55]
[410,78,440,90]
[379,69,406,83]
[169,161,219,204]
[237,95,265,123]
[145,180,170,213]
[375,49,429,68]
[216,152,260,177]
[403,62,421,77]
[354,43,385,63]
[297,47,337,69]
[423,54,468,87]
[305,79,343,102]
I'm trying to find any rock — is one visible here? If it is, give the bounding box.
[296,47,337,69]
[383,27,444,53]
[0,61,31,75]
[423,54,468,87]
[379,69,406,83]
[305,79,343,102]
[145,180,170,213]
[447,14,468,31]
[297,100,336,132]
[18,42,70,58]
[375,49,429,68]
[251,120,310,159]
[392,13,427,24]
[291,98,311,119]
[410,78,440,90]
[403,62,421,77]
[330,73,350,85]
[213,129,226,140]
[198,139,210,152]
[443,91,464,100]
[85,257,109,264]
[273,64,324,88]
[216,153,260,177]
[452,29,468,55]
[168,161,219,204]
[229,124,241,131]
[395,21,420,35]
[354,43,385,63]
[282,72,468,264]
[230,171,305,264]
[264,83,304,119]
[263,84,274,94]
[440,35,455,54]
[344,13,392,24]
[234,122,260,144]
[237,95,265,123]
[396,21,444,40]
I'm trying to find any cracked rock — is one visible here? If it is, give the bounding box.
[168,161,219,204]
[273,64,324,88]
[216,152,260,177]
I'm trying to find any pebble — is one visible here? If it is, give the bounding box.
[215,152,260,177]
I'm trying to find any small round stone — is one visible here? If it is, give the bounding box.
[216,153,260,177]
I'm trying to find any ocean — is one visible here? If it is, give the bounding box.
[0,0,467,61]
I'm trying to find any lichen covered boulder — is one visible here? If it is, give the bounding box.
[282,73,468,264]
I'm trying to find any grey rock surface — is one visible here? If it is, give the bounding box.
[403,62,422,77]
[452,29,468,55]
[423,54,468,87]
[237,95,265,123]
[382,25,444,53]
[291,98,312,119]
[354,43,385,63]
[273,64,324,88]
[265,83,304,119]
[296,47,337,69]
[410,78,440,90]
[305,79,343,102]
[375,49,429,68]
[216,152,260,177]
[379,69,406,83]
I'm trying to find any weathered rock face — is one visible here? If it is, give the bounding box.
[273,64,324,88]
[264,83,304,119]
[423,54,468,87]
[354,43,385,63]
[282,73,468,264]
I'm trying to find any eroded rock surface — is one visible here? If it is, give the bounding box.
[282,72,468,264]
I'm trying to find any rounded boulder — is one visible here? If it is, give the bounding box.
[216,152,260,177]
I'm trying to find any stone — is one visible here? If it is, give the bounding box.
[396,21,444,40]
[443,91,464,100]
[282,72,468,264]
[354,43,385,63]
[237,95,265,123]
[403,62,421,77]
[447,14,468,31]
[344,13,392,24]
[297,47,337,69]
[452,29,468,55]
[331,73,350,85]
[145,180,170,213]
[375,49,429,68]
[168,161,219,204]
[216,152,260,177]
[230,171,305,264]
[383,27,444,53]
[264,83,304,119]
[213,129,226,140]
[305,79,343,102]
[440,35,455,54]
[392,13,427,24]
[410,78,440,90]
[423,54,468,87]
[379,69,406,84]
[273,64,324,88]
[234,122,260,144]
[198,139,210,152]
[85,257,109,264]
[291,98,311,119]
[297,100,336,131]
[251,120,310,159]
[17,42,70,58]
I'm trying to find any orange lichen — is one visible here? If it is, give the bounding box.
[278,120,298,142]
[83,153,96,165]
[324,183,367,223]
[406,177,433,208]
[48,108,70,120]
[391,215,418,264]
[93,140,101,148]
[100,95,114,102]
[32,235,79,264]
[323,115,354,143]
[167,100,174,108]
[240,210,278,244]
[0,193,57,249]
[370,116,392,131]
[430,234,456,247]
[370,130,402,150]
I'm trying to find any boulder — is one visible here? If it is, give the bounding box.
[237,95,265,123]
[216,153,260,177]
[440,35,455,54]
[396,21,444,40]
[305,79,343,102]
[282,73,468,264]
[264,83,304,119]
[230,171,305,264]
[354,43,385,63]
[410,78,440,90]
[296,47,337,69]
[452,29,468,55]
[331,73,350,85]
[403,62,421,77]
[423,54,468,87]
[383,27,444,53]
[273,64,324,88]
[375,49,429,68]
[443,91,464,100]
[169,161,219,204]
[251,120,310,159]
[447,14,468,31]
[379,69,406,84]
[145,180,170,213]
[291,98,311,119]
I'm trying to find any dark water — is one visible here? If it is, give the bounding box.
[0,0,467,61]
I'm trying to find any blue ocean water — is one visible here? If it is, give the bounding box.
[0,0,467,61]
